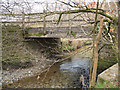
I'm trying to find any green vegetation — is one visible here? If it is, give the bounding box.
[67,31,77,37]
[95,80,118,88]
[24,27,45,37]
[71,32,76,37]
[97,57,118,74]
[24,27,33,31]
[95,82,115,88]
[85,41,92,45]
[24,27,33,34]
[96,45,118,88]
[62,43,75,51]
[61,40,92,52]
[25,33,44,37]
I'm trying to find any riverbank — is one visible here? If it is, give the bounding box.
[2,57,54,85]
[2,45,92,87]
[3,58,91,88]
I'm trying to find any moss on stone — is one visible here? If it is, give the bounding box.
[25,33,44,37]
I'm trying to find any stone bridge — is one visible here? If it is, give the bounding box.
[24,26,93,56]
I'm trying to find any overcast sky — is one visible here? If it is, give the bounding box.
[1,0,118,14]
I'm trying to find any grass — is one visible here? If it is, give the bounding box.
[65,44,74,51]
[95,82,106,88]
[61,41,75,52]
[95,81,117,88]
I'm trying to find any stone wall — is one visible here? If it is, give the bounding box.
[97,63,118,87]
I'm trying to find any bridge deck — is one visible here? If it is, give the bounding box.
[24,35,60,39]
[24,27,93,39]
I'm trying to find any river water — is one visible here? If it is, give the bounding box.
[4,57,91,88]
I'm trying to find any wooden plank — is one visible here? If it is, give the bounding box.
[24,36,59,39]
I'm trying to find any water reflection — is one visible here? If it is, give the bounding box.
[60,57,91,88]
[60,58,90,73]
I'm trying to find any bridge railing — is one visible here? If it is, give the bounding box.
[1,11,96,38]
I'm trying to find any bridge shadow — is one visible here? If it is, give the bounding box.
[24,38,62,59]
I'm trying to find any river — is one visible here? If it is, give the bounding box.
[4,56,91,88]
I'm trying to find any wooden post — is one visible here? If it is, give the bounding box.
[43,10,46,34]
[22,12,25,37]
[68,18,72,35]
[68,9,72,35]
[118,1,120,87]
[22,12,25,30]
[0,31,1,89]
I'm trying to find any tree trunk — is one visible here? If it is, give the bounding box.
[90,15,104,87]
[89,0,99,87]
